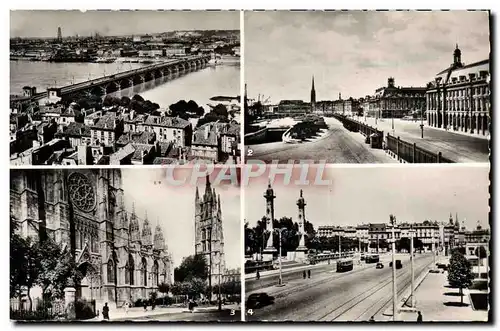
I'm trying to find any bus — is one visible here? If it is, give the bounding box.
[365,254,380,264]
[337,258,354,272]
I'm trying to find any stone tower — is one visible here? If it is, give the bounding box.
[310,75,316,113]
[263,180,277,254]
[453,44,463,68]
[296,189,307,251]
[194,175,226,292]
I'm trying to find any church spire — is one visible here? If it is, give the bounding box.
[310,75,316,113]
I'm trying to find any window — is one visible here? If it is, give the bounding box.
[152,261,159,287]
[141,257,148,286]
[107,258,115,283]
[127,254,134,285]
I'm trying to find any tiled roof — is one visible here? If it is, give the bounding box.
[152,157,179,165]
[109,143,136,162]
[158,142,173,156]
[131,143,154,161]
[143,115,191,129]
[91,113,120,131]
[123,114,146,124]
[437,59,489,76]
[60,122,91,138]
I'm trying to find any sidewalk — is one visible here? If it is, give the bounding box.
[362,117,489,163]
[396,272,487,322]
[89,304,240,321]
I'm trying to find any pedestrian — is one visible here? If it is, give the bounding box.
[256,270,260,280]
[308,270,311,278]
[152,299,156,311]
[143,300,148,312]
[102,302,110,320]
[303,270,306,279]
[124,301,129,314]
[369,316,375,323]
[417,311,423,322]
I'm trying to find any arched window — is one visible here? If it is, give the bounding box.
[141,257,147,286]
[127,254,134,285]
[107,258,115,283]
[152,261,159,287]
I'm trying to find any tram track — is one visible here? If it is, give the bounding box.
[316,258,433,321]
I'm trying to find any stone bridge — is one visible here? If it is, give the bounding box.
[36,54,211,101]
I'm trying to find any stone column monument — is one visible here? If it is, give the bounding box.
[295,190,308,261]
[262,181,277,261]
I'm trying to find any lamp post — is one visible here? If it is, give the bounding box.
[339,233,342,258]
[275,227,287,286]
[390,215,398,321]
[410,226,416,308]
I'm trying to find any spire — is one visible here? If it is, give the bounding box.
[218,194,221,209]
[195,186,199,201]
[312,75,315,90]
[142,212,152,246]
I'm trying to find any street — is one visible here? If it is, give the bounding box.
[113,309,241,322]
[363,117,489,163]
[246,253,434,322]
[247,117,395,164]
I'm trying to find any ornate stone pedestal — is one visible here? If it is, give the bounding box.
[261,250,276,262]
[294,250,307,262]
[64,287,76,320]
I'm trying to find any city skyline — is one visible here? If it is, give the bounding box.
[122,169,241,270]
[245,10,490,102]
[245,166,490,231]
[10,10,240,38]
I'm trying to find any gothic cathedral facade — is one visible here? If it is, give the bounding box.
[10,169,173,308]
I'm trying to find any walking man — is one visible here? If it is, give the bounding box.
[256,270,260,280]
[143,300,148,312]
[303,270,306,279]
[102,303,110,320]
[417,311,423,322]
[308,270,311,278]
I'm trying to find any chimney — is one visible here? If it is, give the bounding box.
[204,125,210,139]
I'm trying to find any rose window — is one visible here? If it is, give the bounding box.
[68,173,96,212]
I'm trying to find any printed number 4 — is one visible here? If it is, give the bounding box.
[247,148,254,157]
[247,309,254,315]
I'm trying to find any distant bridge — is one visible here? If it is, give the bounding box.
[32,54,211,101]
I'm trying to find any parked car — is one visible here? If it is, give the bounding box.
[376,262,384,269]
[246,293,275,309]
[389,260,403,269]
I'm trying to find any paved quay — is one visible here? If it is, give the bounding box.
[362,117,489,163]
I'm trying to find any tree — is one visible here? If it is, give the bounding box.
[158,282,170,305]
[36,240,83,301]
[149,291,158,304]
[174,255,208,283]
[213,104,228,117]
[448,249,474,304]
[475,246,487,259]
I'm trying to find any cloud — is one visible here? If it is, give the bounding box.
[245,10,490,100]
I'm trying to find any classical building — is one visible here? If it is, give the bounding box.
[369,78,426,118]
[426,45,490,136]
[10,169,173,309]
[194,176,226,292]
[465,222,490,244]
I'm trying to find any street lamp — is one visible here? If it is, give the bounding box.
[409,225,416,308]
[389,215,398,321]
[420,105,424,139]
[274,227,287,287]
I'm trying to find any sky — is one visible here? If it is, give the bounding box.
[245,166,490,231]
[10,10,240,38]
[122,168,241,270]
[245,10,491,102]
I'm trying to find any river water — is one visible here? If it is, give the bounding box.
[10,60,240,110]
